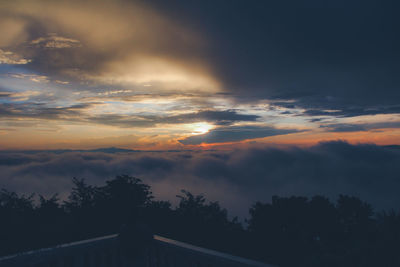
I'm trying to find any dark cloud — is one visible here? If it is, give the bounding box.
[179,126,300,145]
[1,0,399,120]
[321,124,367,132]
[0,92,12,97]
[0,98,261,128]
[87,114,156,128]
[303,105,400,118]
[321,121,400,132]
[99,110,260,127]
[1,141,400,217]
[0,102,94,120]
[165,110,260,125]
[3,0,399,119]
[66,109,260,128]
[151,0,400,117]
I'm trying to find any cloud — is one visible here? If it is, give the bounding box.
[152,1,400,116]
[0,92,12,98]
[321,121,400,132]
[1,0,399,117]
[8,73,49,83]
[0,102,94,121]
[0,101,261,129]
[0,49,30,65]
[179,126,300,145]
[0,0,399,148]
[86,110,260,128]
[1,141,400,217]
[163,110,260,125]
[0,0,218,93]
[303,105,400,118]
[30,35,81,49]
[0,16,29,47]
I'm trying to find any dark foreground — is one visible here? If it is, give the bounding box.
[0,175,399,266]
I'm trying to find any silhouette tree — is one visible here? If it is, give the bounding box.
[63,177,100,239]
[0,189,35,255]
[64,177,97,212]
[1,175,400,267]
[144,200,174,236]
[95,175,153,231]
[174,190,243,254]
[248,196,313,265]
[35,195,66,247]
[375,210,400,266]
[98,175,152,214]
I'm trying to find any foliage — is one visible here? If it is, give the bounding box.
[0,176,399,267]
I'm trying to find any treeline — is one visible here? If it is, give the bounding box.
[0,175,399,267]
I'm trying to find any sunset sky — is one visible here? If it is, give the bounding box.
[1,0,400,216]
[1,0,399,150]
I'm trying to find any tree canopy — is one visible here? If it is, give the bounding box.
[1,175,399,267]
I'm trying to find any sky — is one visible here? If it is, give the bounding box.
[0,0,399,215]
[0,0,399,150]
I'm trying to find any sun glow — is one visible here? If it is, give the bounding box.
[190,122,214,135]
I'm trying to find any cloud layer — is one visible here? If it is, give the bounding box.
[1,141,399,217]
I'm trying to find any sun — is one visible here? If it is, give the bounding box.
[191,122,214,135]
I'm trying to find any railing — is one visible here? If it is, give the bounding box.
[0,234,276,267]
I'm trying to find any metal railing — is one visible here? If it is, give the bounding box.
[0,234,276,267]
